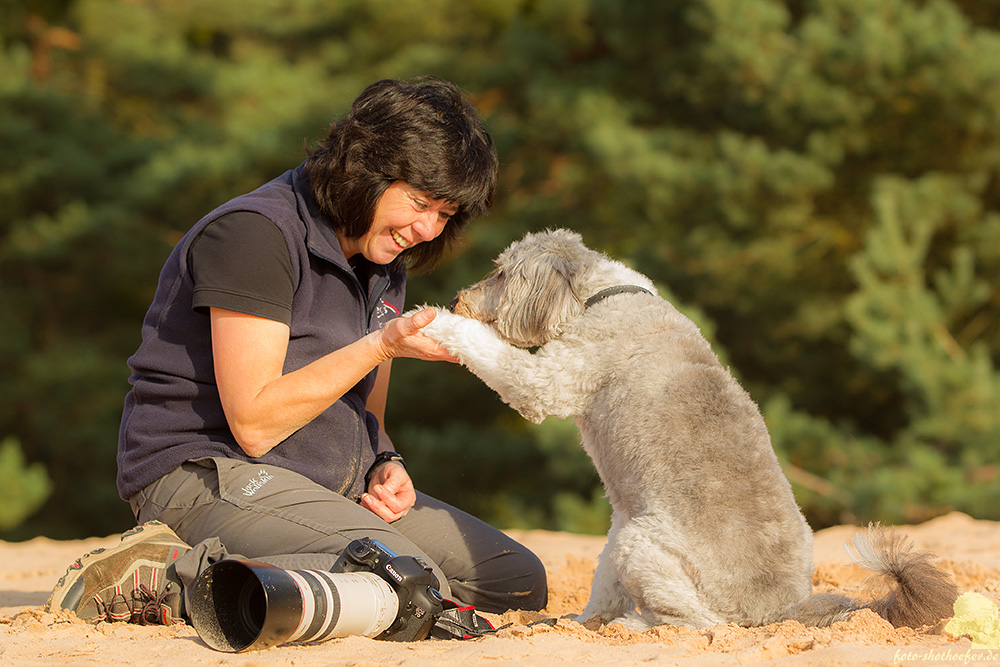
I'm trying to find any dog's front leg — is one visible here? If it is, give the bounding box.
[418,308,570,423]
[576,511,645,628]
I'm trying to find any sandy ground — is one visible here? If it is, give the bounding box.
[3,512,1000,666]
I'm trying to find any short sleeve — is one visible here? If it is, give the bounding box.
[188,211,294,325]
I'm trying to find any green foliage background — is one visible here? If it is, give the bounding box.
[3,0,1000,539]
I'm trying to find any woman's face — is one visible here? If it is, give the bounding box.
[338,181,458,265]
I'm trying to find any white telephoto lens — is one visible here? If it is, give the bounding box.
[285,570,399,641]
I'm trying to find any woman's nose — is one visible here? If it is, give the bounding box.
[412,210,446,241]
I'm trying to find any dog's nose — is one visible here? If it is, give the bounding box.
[447,297,458,312]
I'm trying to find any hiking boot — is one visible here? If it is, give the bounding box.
[44,520,191,625]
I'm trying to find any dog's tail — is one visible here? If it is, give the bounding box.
[783,525,958,628]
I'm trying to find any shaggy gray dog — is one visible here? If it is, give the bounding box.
[420,228,957,630]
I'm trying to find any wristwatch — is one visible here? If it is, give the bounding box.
[365,451,406,488]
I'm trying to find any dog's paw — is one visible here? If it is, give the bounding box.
[406,306,472,348]
[404,304,450,322]
[605,613,655,631]
[575,609,652,631]
[417,307,506,359]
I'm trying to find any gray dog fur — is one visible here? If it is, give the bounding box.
[420,228,957,630]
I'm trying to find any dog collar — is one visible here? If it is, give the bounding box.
[584,285,654,308]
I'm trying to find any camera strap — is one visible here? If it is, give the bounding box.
[431,599,510,640]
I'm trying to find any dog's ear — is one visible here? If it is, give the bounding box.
[494,250,584,346]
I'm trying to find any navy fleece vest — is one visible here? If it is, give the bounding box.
[117,165,405,501]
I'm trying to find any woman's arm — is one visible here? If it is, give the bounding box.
[211,306,453,458]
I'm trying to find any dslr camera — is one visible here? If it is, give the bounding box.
[331,537,444,642]
[189,537,444,652]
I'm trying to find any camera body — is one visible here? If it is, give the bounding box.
[332,537,444,642]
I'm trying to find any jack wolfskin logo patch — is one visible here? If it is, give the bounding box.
[242,469,274,497]
[373,298,401,328]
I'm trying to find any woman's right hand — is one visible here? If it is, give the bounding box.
[372,308,458,363]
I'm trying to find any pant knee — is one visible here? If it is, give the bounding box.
[454,547,548,613]
[511,548,548,611]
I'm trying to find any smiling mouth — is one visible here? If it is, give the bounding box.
[390,229,411,249]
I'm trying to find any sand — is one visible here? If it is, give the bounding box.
[3,511,1000,666]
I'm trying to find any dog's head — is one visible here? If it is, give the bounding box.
[449,229,593,347]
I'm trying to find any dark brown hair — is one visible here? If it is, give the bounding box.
[304,77,498,271]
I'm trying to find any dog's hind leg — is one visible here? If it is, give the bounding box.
[611,516,725,629]
[576,513,642,627]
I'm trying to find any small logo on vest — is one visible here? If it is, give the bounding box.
[373,298,401,328]
[242,469,274,497]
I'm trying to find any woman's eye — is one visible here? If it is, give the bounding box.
[410,196,428,211]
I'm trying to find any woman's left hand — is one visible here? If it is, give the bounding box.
[360,461,416,522]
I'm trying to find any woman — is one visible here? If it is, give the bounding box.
[45,77,547,627]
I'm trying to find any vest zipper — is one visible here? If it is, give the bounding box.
[335,265,392,496]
